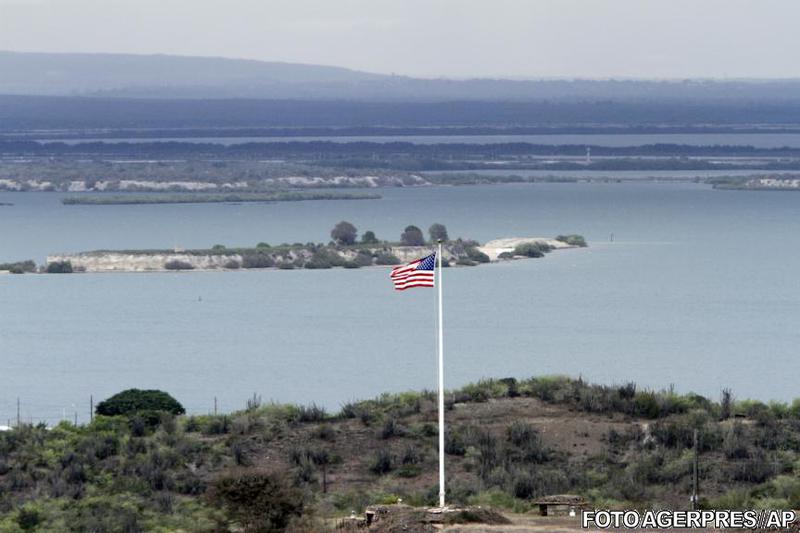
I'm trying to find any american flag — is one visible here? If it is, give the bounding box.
[390,253,436,290]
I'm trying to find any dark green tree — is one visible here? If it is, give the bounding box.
[46,261,73,274]
[330,221,358,245]
[428,223,449,242]
[400,225,425,246]
[361,230,379,244]
[95,389,185,416]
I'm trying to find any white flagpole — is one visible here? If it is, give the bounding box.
[437,240,446,509]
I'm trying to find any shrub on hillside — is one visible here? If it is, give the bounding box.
[370,449,394,475]
[209,469,303,532]
[95,389,185,417]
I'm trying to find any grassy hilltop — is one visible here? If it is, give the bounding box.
[2,376,800,531]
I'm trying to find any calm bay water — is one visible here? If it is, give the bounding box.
[1,183,799,424]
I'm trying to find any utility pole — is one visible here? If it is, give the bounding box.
[16,398,20,428]
[90,395,94,423]
[691,429,699,510]
[214,396,218,416]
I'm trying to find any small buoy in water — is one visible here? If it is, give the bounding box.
[198,296,202,302]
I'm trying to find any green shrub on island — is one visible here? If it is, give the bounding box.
[46,260,73,274]
[95,389,185,417]
[400,225,426,246]
[456,258,477,266]
[256,242,271,249]
[305,249,346,269]
[353,251,374,267]
[429,223,449,242]
[497,251,514,260]
[241,252,275,269]
[343,251,374,268]
[556,234,587,247]
[331,220,358,245]
[164,259,195,270]
[0,260,36,273]
[361,230,379,244]
[513,242,553,258]
[465,247,490,263]
[375,253,401,265]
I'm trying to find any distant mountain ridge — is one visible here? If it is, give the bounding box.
[4,51,800,102]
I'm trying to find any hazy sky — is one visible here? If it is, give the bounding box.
[1,0,798,79]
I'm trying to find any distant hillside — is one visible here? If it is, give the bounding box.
[5,51,800,101]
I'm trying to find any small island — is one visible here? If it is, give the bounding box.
[61,191,382,205]
[36,223,587,274]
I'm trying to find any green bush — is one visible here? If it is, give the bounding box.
[429,223,449,242]
[513,242,553,258]
[375,253,401,265]
[331,221,358,245]
[361,231,379,244]
[209,470,303,532]
[95,389,185,417]
[0,260,36,273]
[370,449,393,475]
[465,247,490,263]
[164,260,194,270]
[46,260,73,273]
[305,249,346,269]
[241,252,274,268]
[400,225,426,246]
[556,234,588,247]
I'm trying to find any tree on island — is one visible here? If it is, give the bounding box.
[429,223,449,242]
[361,230,379,244]
[400,225,426,246]
[331,221,358,245]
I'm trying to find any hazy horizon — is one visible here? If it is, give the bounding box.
[1,0,799,79]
